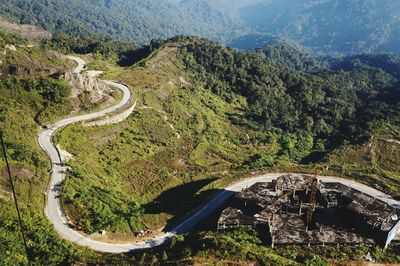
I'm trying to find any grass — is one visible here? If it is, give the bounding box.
[56,45,271,234]
[324,124,400,196]
[100,226,400,265]
[0,30,399,264]
[57,44,400,238]
[81,53,125,80]
[0,29,91,264]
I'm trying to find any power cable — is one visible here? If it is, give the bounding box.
[0,132,31,265]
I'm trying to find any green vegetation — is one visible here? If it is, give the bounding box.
[255,43,330,73]
[0,26,399,264]
[179,37,398,144]
[0,29,68,69]
[231,0,400,53]
[57,45,265,234]
[56,38,400,241]
[2,0,400,54]
[100,227,400,265]
[0,0,242,45]
[0,75,81,264]
[0,30,87,264]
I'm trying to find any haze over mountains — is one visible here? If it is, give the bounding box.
[1,1,400,264]
[1,0,400,54]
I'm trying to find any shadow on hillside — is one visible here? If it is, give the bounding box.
[143,177,224,230]
[118,46,152,66]
[300,151,328,164]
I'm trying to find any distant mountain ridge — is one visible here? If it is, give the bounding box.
[1,0,400,54]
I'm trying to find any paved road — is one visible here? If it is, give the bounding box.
[39,57,400,253]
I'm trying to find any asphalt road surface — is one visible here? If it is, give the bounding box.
[39,57,400,253]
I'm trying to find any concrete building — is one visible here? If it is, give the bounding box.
[217,174,400,248]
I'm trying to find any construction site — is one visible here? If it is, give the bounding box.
[217,174,400,248]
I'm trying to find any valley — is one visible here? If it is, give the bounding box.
[2,0,400,54]
[0,16,399,265]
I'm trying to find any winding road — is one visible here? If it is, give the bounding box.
[39,56,400,253]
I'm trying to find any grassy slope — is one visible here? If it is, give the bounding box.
[57,43,400,240]
[325,123,400,196]
[57,45,273,236]
[55,43,400,265]
[0,30,90,264]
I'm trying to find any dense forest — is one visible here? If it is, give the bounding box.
[255,43,331,73]
[0,0,241,45]
[1,0,400,54]
[175,37,400,160]
[234,0,400,54]
[1,24,400,264]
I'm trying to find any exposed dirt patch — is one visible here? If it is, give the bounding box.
[88,127,123,147]
[61,72,116,113]
[0,19,52,40]
[0,166,35,197]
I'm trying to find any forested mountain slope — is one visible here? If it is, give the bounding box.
[55,36,400,264]
[1,24,399,264]
[2,0,400,54]
[0,0,243,45]
[233,0,400,54]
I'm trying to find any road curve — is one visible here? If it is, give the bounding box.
[39,57,400,253]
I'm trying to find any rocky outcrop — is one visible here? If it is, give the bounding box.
[60,72,115,112]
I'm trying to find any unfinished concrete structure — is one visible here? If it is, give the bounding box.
[218,174,400,248]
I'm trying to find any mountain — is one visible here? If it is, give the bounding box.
[0,0,244,45]
[234,0,400,54]
[2,0,400,54]
[1,22,400,264]
[255,43,331,73]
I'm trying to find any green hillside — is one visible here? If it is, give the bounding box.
[55,35,400,240]
[2,0,400,54]
[234,0,400,53]
[0,30,85,264]
[0,0,243,45]
[56,37,400,264]
[0,27,399,264]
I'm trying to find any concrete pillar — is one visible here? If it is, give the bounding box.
[299,201,303,215]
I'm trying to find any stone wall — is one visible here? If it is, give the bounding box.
[83,101,137,127]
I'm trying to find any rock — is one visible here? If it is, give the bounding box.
[60,71,114,112]
[56,144,73,162]
[364,252,374,262]
[85,70,104,78]
[5,44,16,51]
